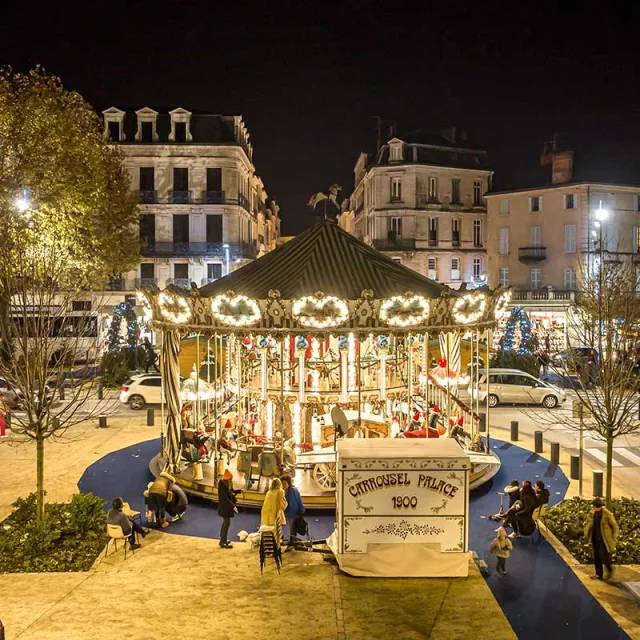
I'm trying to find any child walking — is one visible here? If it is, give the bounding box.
[490,526,513,575]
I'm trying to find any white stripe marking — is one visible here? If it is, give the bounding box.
[585,448,622,467]
[612,448,640,466]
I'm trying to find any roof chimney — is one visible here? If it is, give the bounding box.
[440,126,457,144]
[540,136,573,184]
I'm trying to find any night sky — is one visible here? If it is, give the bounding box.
[2,2,639,234]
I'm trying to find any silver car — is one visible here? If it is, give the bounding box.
[468,368,566,409]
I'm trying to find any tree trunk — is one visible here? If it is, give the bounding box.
[36,432,45,523]
[605,429,614,509]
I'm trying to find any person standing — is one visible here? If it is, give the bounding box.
[281,474,305,546]
[0,396,8,437]
[584,498,619,580]
[261,478,287,547]
[489,526,513,576]
[217,469,240,549]
[143,337,159,373]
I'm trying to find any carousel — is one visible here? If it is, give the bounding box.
[139,220,510,509]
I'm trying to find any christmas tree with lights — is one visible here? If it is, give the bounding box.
[502,307,533,354]
[106,302,138,352]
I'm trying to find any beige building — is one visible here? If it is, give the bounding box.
[102,107,280,292]
[486,149,640,350]
[339,129,493,288]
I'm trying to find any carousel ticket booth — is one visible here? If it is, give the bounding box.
[329,438,471,577]
[139,220,507,508]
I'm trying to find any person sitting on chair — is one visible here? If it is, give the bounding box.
[108,497,147,550]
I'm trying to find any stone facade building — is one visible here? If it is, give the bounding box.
[339,128,493,289]
[102,107,280,292]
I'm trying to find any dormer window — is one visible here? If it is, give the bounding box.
[102,107,125,142]
[135,108,159,142]
[388,139,403,162]
[169,108,192,142]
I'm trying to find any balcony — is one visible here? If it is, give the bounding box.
[511,289,576,303]
[138,190,157,204]
[238,194,250,212]
[518,246,547,262]
[452,233,460,248]
[372,238,416,251]
[167,278,191,289]
[169,190,192,204]
[428,234,438,247]
[135,278,158,288]
[201,190,225,204]
[140,242,258,260]
[105,277,126,291]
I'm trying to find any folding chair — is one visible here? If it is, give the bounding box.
[259,527,282,574]
[105,524,134,560]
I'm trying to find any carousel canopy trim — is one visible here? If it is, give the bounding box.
[199,220,452,300]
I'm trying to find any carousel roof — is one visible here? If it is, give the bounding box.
[199,220,452,300]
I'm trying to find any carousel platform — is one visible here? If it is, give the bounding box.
[149,444,501,509]
[149,453,337,509]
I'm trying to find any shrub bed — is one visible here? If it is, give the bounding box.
[544,496,640,564]
[0,493,107,573]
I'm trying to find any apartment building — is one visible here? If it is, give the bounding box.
[102,107,280,292]
[339,128,493,288]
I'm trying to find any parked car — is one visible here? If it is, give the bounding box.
[468,368,566,409]
[120,373,189,410]
[0,377,55,409]
[551,347,599,372]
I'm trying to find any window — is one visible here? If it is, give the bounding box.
[427,257,437,277]
[389,217,402,239]
[390,177,402,201]
[391,257,402,264]
[173,168,189,191]
[473,219,482,247]
[529,196,542,212]
[530,268,542,289]
[428,177,438,201]
[174,263,189,279]
[428,217,438,245]
[207,168,222,192]
[564,224,576,253]
[139,167,155,192]
[173,214,189,243]
[499,228,509,255]
[473,181,482,206]
[500,199,509,214]
[107,121,120,141]
[451,257,460,281]
[634,226,640,254]
[451,179,461,204]
[473,258,482,279]
[530,226,541,247]
[452,218,460,246]
[390,145,402,161]
[499,268,509,287]
[139,214,155,245]
[207,263,222,280]
[140,378,162,387]
[140,263,155,279]
[564,193,575,209]
[636,267,640,298]
[606,223,618,252]
[140,121,153,142]
[174,122,187,143]
[206,215,223,243]
[72,301,91,311]
[564,269,576,290]
[634,195,640,212]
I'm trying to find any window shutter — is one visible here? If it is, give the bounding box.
[528,197,532,212]
[539,196,543,211]
[634,226,639,254]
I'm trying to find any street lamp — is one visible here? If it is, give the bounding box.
[223,244,230,276]
[14,189,30,213]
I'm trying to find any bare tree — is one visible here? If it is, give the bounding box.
[532,255,640,507]
[0,227,120,522]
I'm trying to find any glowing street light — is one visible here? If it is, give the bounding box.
[595,207,609,222]
[14,195,30,213]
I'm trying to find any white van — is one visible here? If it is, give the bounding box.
[468,368,566,409]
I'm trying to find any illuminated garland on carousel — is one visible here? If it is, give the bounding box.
[211,294,261,326]
[379,295,430,327]
[158,291,192,324]
[452,293,486,325]
[292,295,349,329]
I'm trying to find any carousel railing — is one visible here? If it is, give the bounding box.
[426,371,479,437]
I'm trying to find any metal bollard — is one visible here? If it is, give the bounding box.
[59,385,65,401]
[97,383,103,400]
[479,412,486,433]
[98,415,108,429]
[570,454,580,480]
[146,408,155,426]
[593,470,604,497]
[510,420,519,441]
[550,442,560,465]
[0,617,4,640]
[534,430,543,453]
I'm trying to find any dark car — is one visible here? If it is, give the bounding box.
[0,377,54,409]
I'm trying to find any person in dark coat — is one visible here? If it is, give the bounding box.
[506,483,538,537]
[217,469,241,549]
[584,497,619,580]
[535,480,550,506]
[107,497,147,550]
[281,474,305,545]
[504,480,520,508]
[143,337,159,373]
[165,483,188,521]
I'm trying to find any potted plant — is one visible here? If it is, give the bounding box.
[184,444,204,481]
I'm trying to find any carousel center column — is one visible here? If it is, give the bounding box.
[161,328,183,473]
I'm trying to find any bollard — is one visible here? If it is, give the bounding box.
[534,430,543,453]
[0,617,4,640]
[98,415,108,429]
[97,383,103,400]
[550,442,560,465]
[479,412,486,433]
[593,470,604,497]
[52,417,60,431]
[147,408,155,426]
[59,385,65,401]
[570,454,580,480]
[510,420,519,441]
[5,413,10,431]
